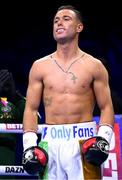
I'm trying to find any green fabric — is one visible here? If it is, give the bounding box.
[0,98,26,123]
[0,101,16,123]
[14,99,25,123]
[0,98,26,179]
[0,147,15,164]
[0,99,25,143]
[0,97,40,179]
[38,141,48,180]
[0,148,15,180]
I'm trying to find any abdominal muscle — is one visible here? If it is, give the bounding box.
[44,91,95,125]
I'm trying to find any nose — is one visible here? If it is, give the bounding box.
[57,18,63,26]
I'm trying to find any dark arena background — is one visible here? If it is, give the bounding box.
[0,0,122,179]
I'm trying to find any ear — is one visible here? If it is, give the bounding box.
[77,23,84,33]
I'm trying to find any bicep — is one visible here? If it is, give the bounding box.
[25,64,43,113]
[94,79,111,109]
[93,61,114,126]
[93,65,112,110]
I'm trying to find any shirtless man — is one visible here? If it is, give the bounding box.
[22,5,114,180]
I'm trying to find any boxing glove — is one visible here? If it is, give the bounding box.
[22,131,48,175]
[81,136,109,166]
[81,124,113,166]
[22,146,48,175]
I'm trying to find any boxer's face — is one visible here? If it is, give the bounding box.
[53,9,83,43]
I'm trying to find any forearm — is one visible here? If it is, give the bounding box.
[23,109,38,151]
[23,109,38,133]
[99,105,114,127]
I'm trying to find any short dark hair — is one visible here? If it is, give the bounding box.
[57,5,83,23]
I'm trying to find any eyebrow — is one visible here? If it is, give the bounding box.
[54,15,72,21]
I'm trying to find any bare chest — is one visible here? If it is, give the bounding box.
[43,65,93,94]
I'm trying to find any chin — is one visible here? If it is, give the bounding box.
[55,37,67,44]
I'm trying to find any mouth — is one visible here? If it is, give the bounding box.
[56,28,65,33]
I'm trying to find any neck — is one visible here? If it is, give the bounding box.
[56,41,80,62]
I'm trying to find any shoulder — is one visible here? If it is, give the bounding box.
[30,54,52,71]
[83,52,108,78]
[83,52,101,64]
[84,52,106,70]
[34,54,52,65]
[28,54,52,78]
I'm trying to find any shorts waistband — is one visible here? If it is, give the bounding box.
[41,121,97,141]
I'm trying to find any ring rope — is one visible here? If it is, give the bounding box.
[0,123,42,133]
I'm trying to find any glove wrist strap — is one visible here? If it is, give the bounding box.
[97,125,113,144]
[23,132,38,151]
